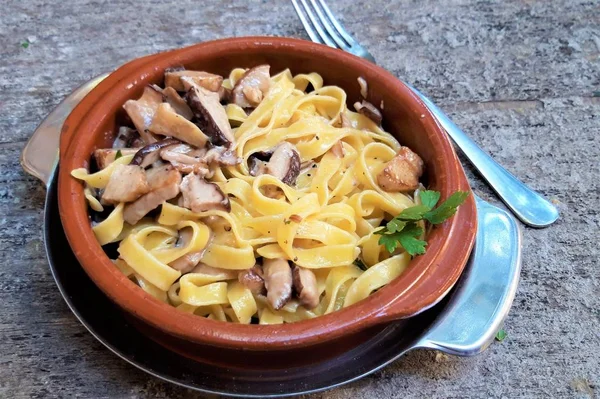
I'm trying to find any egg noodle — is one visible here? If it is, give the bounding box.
[72,68,420,324]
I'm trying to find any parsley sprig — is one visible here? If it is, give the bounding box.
[375,190,469,256]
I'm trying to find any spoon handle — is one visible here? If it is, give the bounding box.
[409,85,559,228]
[416,196,521,354]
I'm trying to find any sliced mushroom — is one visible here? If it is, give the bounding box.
[203,146,241,166]
[238,265,266,296]
[247,149,272,177]
[248,157,268,177]
[101,164,150,205]
[340,112,353,128]
[299,160,317,175]
[353,100,383,125]
[122,86,162,144]
[377,146,424,192]
[191,263,238,279]
[160,144,240,176]
[165,70,223,92]
[232,65,271,108]
[292,265,320,309]
[262,258,293,310]
[94,148,139,169]
[123,164,182,225]
[179,173,231,213]
[162,87,194,120]
[186,86,235,147]
[148,103,209,148]
[330,140,345,158]
[168,229,215,274]
[130,138,181,168]
[218,86,232,103]
[265,142,301,185]
[160,144,210,175]
[357,77,368,99]
[168,227,203,273]
[113,127,144,149]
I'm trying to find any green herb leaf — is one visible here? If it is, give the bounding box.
[376,190,468,257]
[378,234,400,253]
[353,258,368,271]
[423,191,470,224]
[495,329,507,342]
[21,41,29,49]
[396,204,432,221]
[419,190,441,209]
[397,222,427,256]
[386,219,407,233]
[373,226,386,235]
[114,149,123,160]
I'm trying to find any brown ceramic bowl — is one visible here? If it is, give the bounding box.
[58,37,477,351]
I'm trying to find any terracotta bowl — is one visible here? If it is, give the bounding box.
[58,37,477,351]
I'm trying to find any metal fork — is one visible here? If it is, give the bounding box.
[291,0,559,228]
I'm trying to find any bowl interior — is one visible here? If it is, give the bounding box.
[58,37,475,350]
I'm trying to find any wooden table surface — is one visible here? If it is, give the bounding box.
[1,0,598,397]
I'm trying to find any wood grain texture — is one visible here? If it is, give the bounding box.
[1,0,598,398]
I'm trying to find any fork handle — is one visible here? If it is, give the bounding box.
[408,85,559,228]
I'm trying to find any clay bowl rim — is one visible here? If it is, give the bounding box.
[58,36,476,350]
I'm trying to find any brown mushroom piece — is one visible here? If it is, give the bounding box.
[162,87,194,120]
[231,65,271,108]
[353,100,383,125]
[248,157,268,177]
[377,146,424,192]
[330,140,345,158]
[357,76,368,99]
[169,229,215,274]
[160,144,211,176]
[186,86,235,147]
[123,164,182,225]
[247,149,273,177]
[130,138,181,168]
[94,148,139,170]
[100,164,150,205]
[262,258,293,310]
[238,265,266,296]
[179,173,231,213]
[218,86,232,103]
[340,112,353,128]
[165,70,223,92]
[292,265,320,309]
[202,146,241,166]
[122,85,162,144]
[265,142,301,185]
[113,126,144,149]
[149,103,209,148]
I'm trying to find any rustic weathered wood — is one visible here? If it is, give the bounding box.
[1,0,598,397]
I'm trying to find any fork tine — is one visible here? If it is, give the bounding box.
[308,0,350,50]
[314,0,356,46]
[291,0,325,45]
[297,0,338,48]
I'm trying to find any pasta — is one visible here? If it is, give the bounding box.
[72,64,427,324]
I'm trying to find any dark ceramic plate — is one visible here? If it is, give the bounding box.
[42,168,520,398]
